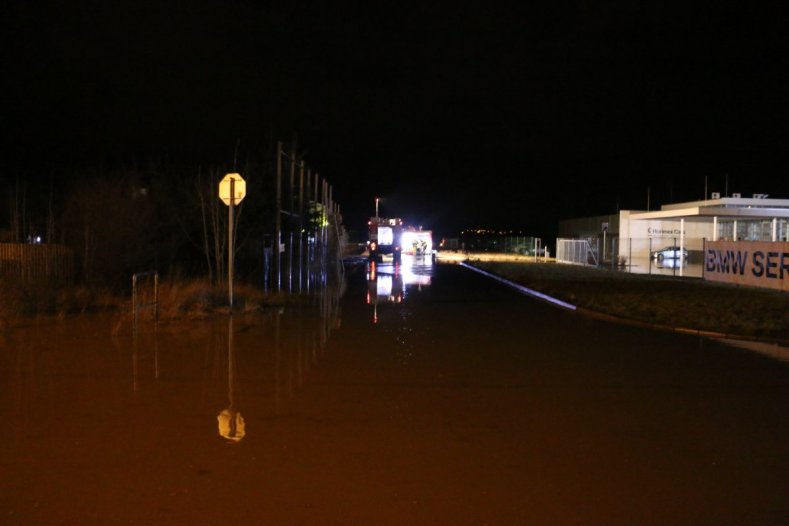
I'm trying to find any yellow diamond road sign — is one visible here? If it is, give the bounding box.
[219,173,246,206]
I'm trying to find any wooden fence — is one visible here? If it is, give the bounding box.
[0,243,74,284]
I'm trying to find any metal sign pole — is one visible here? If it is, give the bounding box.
[218,173,245,306]
[229,177,235,308]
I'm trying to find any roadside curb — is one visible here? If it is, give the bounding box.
[459,261,789,347]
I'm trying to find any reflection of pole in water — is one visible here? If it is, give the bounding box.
[312,323,319,365]
[131,273,159,392]
[132,334,139,393]
[11,331,35,436]
[288,231,294,293]
[228,316,234,406]
[275,308,281,416]
[263,267,344,413]
[306,239,311,293]
[154,309,159,381]
[297,305,304,388]
[131,322,159,394]
[217,316,245,442]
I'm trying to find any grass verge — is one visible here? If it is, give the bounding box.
[469,261,789,341]
[155,280,294,320]
[0,278,293,329]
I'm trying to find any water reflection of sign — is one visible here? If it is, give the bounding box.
[217,409,246,442]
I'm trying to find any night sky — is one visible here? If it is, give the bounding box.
[3,2,788,240]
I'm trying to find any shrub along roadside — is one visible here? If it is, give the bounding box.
[469,261,789,341]
[154,281,295,320]
[0,279,291,326]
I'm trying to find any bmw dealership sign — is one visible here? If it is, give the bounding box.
[704,241,789,292]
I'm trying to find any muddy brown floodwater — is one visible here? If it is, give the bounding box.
[2,259,789,525]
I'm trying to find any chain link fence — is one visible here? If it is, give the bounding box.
[557,237,706,278]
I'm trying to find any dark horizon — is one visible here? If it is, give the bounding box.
[3,2,788,242]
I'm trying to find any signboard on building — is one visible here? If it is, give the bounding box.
[704,241,789,292]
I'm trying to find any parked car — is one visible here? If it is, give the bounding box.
[651,245,688,261]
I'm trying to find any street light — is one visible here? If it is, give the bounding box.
[375,197,380,218]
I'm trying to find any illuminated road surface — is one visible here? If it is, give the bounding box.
[1,260,788,525]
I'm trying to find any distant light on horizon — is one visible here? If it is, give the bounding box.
[461,229,528,236]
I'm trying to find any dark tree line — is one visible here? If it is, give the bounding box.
[2,145,290,291]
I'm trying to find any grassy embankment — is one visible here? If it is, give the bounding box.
[0,279,291,326]
[467,260,789,341]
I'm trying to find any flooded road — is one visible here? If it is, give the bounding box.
[2,259,789,525]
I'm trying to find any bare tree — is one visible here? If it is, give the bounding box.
[197,167,214,283]
[62,169,158,288]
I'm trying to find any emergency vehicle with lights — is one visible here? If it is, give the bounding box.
[367,217,403,263]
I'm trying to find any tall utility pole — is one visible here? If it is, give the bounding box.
[315,173,321,256]
[287,143,296,292]
[289,142,296,215]
[275,141,283,291]
[314,172,319,203]
[299,161,305,218]
[323,179,328,256]
[298,160,305,292]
